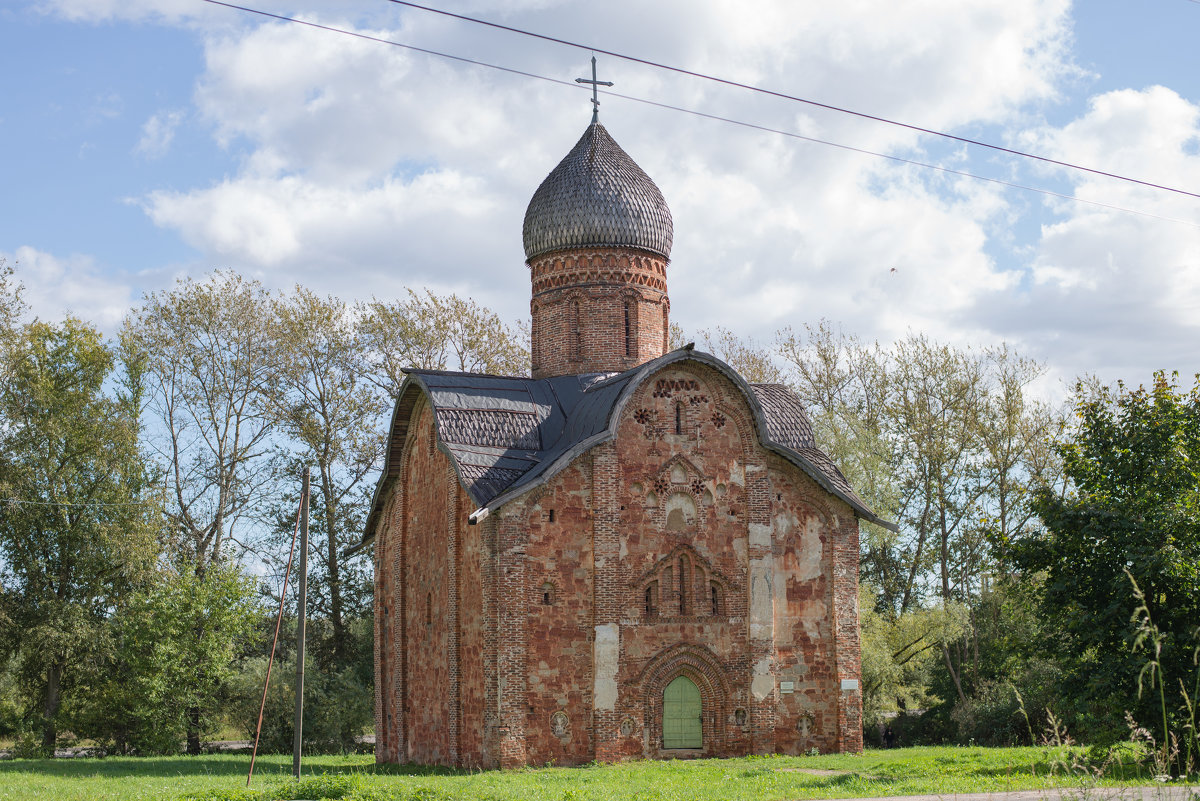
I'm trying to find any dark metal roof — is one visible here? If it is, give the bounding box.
[359,350,895,548]
[751,384,817,450]
[522,122,674,262]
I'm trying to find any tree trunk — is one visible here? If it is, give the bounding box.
[900,498,932,612]
[322,469,346,666]
[41,663,62,755]
[942,644,968,706]
[41,660,63,755]
[187,705,201,755]
[939,502,951,600]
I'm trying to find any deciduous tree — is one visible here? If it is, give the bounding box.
[359,289,529,399]
[0,319,158,752]
[123,272,279,574]
[273,288,381,668]
[1016,371,1200,743]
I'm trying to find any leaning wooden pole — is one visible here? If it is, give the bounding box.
[293,470,309,779]
[247,489,306,787]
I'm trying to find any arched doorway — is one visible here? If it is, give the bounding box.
[662,676,702,748]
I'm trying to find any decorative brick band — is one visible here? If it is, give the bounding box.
[529,249,668,297]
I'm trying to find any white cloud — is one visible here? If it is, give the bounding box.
[66,0,1200,389]
[136,109,184,159]
[130,0,1076,330]
[142,169,512,300]
[4,246,134,333]
[969,86,1200,383]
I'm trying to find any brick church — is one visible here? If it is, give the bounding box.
[358,106,889,768]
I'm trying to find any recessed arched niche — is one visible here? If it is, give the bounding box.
[665,492,697,532]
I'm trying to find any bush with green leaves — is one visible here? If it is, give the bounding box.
[72,562,261,754]
[1015,372,1200,763]
[233,654,372,755]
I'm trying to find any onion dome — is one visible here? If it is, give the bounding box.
[522,122,674,262]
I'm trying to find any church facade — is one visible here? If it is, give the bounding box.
[358,117,889,768]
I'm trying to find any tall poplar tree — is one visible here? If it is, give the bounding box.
[273,288,381,667]
[123,272,279,574]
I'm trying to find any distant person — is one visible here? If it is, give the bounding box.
[884,726,896,748]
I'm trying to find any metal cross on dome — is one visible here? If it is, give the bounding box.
[576,55,613,124]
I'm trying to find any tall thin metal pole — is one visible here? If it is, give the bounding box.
[293,470,309,779]
[247,499,304,787]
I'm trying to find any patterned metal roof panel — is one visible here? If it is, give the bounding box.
[361,353,892,543]
[522,123,674,261]
[750,384,817,450]
[436,408,542,451]
[794,446,870,511]
[455,461,528,501]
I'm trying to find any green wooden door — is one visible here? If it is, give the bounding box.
[663,676,702,748]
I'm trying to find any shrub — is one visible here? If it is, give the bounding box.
[233,656,372,754]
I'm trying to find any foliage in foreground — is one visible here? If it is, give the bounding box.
[0,318,160,753]
[74,563,261,755]
[1014,371,1200,770]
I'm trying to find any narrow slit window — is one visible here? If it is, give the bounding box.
[711,583,720,616]
[624,300,633,357]
[426,592,432,626]
[572,300,582,360]
[675,403,683,435]
[679,555,690,616]
[645,581,658,617]
[542,582,554,606]
[548,509,555,523]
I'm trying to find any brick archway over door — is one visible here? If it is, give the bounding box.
[638,643,730,755]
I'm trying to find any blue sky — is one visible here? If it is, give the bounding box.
[2,0,1199,394]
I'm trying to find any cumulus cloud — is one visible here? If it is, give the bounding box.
[971,86,1200,383]
[57,0,1195,387]
[129,0,1078,332]
[4,246,135,333]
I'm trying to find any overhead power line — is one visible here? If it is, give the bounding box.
[388,0,1200,203]
[2,498,158,508]
[198,0,1200,228]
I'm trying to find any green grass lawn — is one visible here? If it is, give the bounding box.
[0,746,1187,801]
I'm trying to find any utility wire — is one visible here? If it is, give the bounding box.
[616,91,1200,229]
[388,0,1200,203]
[198,0,1200,229]
[2,498,159,507]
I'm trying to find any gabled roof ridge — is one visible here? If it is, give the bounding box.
[357,348,895,551]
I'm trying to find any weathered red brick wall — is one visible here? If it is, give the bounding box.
[610,363,756,758]
[457,480,487,767]
[830,499,864,753]
[529,248,669,379]
[520,461,596,765]
[766,453,860,753]
[374,481,400,763]
[399,401,454,766]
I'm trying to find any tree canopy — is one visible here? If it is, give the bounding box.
[1015,372,1200,742]
[0,318,160,751]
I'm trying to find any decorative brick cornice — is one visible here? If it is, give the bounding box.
[530,248,668,298]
